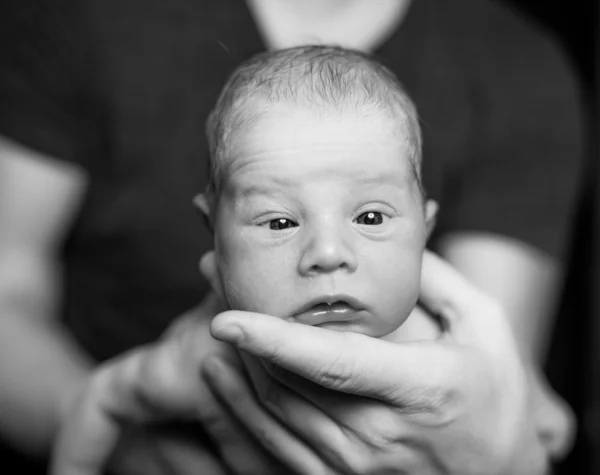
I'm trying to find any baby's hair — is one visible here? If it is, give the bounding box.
[206,45,422,196]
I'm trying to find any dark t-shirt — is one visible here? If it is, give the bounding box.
[0,0,584,362]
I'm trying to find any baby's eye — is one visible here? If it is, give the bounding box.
[355,211,384,225]
[269,218,298,230]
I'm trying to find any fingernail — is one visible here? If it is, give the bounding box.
[212,324,243,344]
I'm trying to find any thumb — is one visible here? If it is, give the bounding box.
[211,310,456,402]
[419,250,513,355]
[529,369,576,460]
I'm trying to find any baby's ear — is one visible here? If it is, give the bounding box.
[424,199,438,241]
[193,191,214,232]
[199,250,227,306]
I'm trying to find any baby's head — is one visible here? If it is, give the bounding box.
[197,45,436,337]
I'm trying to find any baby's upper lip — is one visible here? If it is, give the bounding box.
[291,294,366,321]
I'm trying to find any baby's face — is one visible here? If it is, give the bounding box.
[210,103,435,336]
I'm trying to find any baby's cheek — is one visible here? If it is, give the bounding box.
[377,248,421,308]
[220,247,292,315]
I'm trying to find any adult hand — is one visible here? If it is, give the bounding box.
[103,422,226,475]
[49,291,289,475]
[204,250,567,475]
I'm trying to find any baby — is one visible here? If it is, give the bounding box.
[196,45,437,340]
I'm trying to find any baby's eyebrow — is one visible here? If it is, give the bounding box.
[233,181,291,200]
[351,172,404,188]
[230,170,407,200]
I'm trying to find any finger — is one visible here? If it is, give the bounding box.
[106,424,187,475]
[149,425,229,475]
[197,363,287,475]
[419,250,487,315]
[203,354,335,475]
[160,444,227,475]
[388,304,444,342]
[419,250,510,346]
[109,423,229,475]
[164,290,222,331]
[238,355,455,475]
[52,343,198,475]
[51,347,171,475]
[211,311,457,404]
[244,354,424,457]
[239,352,351,458]
[239,352,396,475]
[528,369,576,461]
[254,356,402,432]
[417,250,522,367]
[52,291,226,475]
[51,369,128,475]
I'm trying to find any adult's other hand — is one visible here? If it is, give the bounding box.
[206,250,566,475]
[49,292,289,475]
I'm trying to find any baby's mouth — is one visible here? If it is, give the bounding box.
[291,297,365,326]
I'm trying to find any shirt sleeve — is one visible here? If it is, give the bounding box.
[0,0,98,168]
[439,5,587,260]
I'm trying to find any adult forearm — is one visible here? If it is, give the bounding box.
[439,233,575,460]
[0,251,92,458]
[438,233,560,362]
[0,137,93,457]
[0,306,91,456]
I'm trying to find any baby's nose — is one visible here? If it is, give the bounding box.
[297,223,358,276]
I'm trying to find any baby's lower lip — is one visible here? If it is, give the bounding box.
[293,302,362,325]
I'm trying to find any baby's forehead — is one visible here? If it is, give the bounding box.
[219,117,417,195]
[227,98,413,151]
[208,94,422,201]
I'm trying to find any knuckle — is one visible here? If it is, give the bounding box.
[334,445,371,475]
[258,362,289,409]
[252,426,280,455]
[401,370,460,427]
[318,363,352,389]
[425,363,462,424]
[359,413,405,451]
[201,407,235,441]
[414,385,458,427]
[263,360,287,384]
[315,349,357,390]
[257,376,283,413]
[134,355,174,412]
[307,430,369,475]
